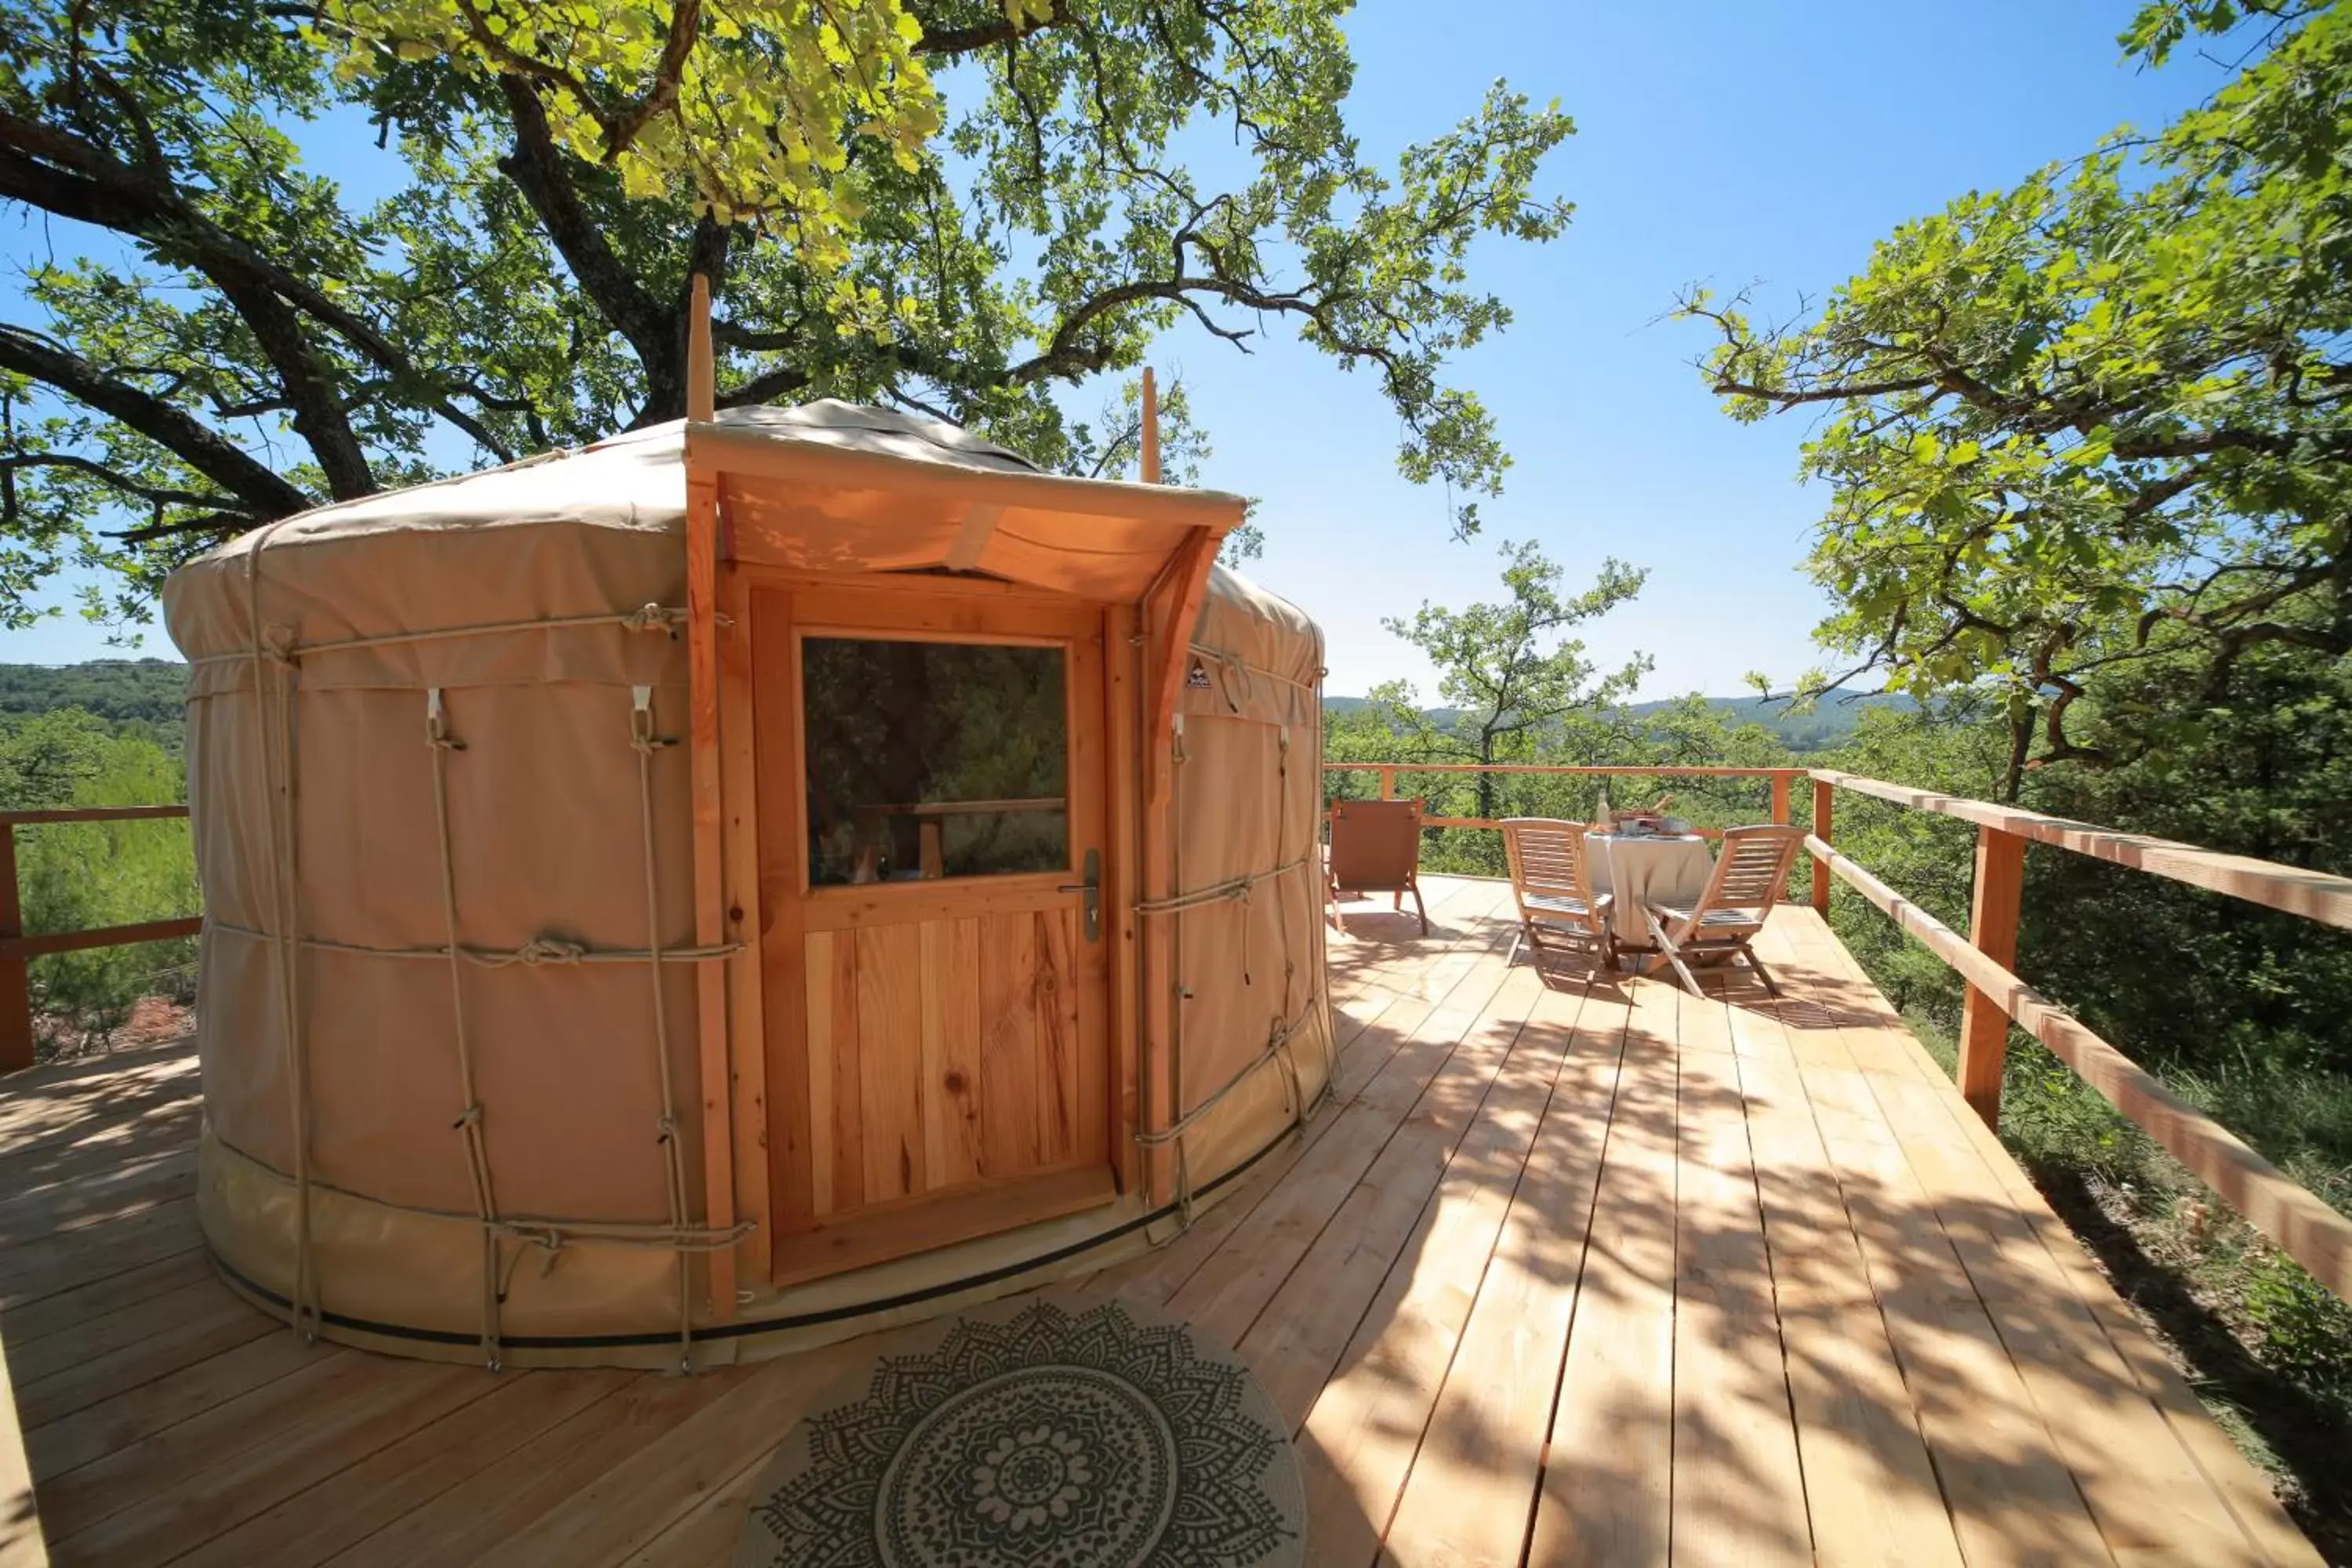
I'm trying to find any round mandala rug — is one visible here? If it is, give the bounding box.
[733,1292,1306,1568]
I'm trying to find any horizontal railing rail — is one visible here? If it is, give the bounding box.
[0,805,201,1073]
[1322,761,1803,833]
[1805,768,2352,1305]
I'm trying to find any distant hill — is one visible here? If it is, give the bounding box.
[0,659,188,730]
[1624,692,1917,751]
[1325,691,1915,753]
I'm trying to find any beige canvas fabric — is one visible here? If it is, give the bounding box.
[165,405,1325,1367]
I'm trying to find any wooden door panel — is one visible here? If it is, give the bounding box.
[977,912,1039,1178]
[855,924,925,1203]
[798,906,1098,1224]
[758,583,1116,1279]
[1037,910,1082,1160]
[919,919,985,1190]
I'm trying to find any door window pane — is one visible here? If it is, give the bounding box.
[803,637,1069,885]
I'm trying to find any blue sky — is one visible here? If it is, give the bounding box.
[2,2,2231,695]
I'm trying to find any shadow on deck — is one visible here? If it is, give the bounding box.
[0,875,2320,1566]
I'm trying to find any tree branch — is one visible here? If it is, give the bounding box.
[494,78,681,416]
[0,327,313,521]
[911,0,1074,56]
[0,452,238,512]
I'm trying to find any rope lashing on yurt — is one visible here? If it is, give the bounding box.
[1133,855,1314,991]
[1271,724,1332,1109]
[1185,641,1253,713]
[1185,641,1319,697]
[630,684,699,1371]
[203,924,739,970]
[424,688,510,1367]
[209,1131,753,1254]
[183,603,689,666]
[1131,857,1313,916]
[1134,1001,1325,1225]
[242,521,320,1342]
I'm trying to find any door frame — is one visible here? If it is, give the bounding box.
[720,566,1143,1290]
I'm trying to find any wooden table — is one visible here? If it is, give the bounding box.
[1584,831,1713,949]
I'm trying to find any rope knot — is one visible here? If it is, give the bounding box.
[453,1103,483,1130]
[621,603,685,635]
[514,936,588,966]
[655,1114,677,1142]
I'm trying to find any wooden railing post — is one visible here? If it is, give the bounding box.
[1769,773,1791,826]
[0,824,25,1073]
[1957,826,2026,1126]
[1811,778,1834,917]
[1377,767,1396,801]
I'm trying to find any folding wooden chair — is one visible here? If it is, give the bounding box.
[1641,823,1806,996]
[1500,818,1615,970]
[1327,799,1428,935]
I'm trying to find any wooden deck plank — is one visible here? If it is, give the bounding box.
[1523,975,1681,1568]
[1762,916,2312,1567]
[1819,1127,2118,1568]
[323,1373,723,1567]
[12,1283,277,1428]
[0,888,2320,1568]
[172,1371,638,1568]
[1668,988,1810,1568]
[1163,922,1527,1350]
[0,1197,203,1311]
[1290,965,1597,1567]
[46,1361,495,1564]
[481,1341,873,1568]
[0,1265,44,1568]
[0,1252,212,1352]
[0,1143,194,1249]
[1730,1005,1969,1568]
[1083,883,1515,1308]
[618,1446,773,1567]
[25,1334,332,1494]
[1374,970,1633,1567]
[1237,960,1548,1428]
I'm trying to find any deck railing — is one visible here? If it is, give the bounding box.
[0,806,201,1072]
[1802,769,2352,1305]
[1323,761,1807,831]
[1325,758,2352,1305]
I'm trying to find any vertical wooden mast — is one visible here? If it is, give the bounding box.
[683,273,738,1323]
[1141,366,1161,484]
[688,274,716,424]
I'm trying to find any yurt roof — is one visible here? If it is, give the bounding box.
[187,401,1248,603]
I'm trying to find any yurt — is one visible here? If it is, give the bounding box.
[162,382,1331,1370]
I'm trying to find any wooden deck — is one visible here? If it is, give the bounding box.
[0,874,2321,1566]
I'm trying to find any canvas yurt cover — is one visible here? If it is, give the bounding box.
[164,402,1332,1367]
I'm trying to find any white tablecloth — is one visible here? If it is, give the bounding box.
[1584,833,1714,948]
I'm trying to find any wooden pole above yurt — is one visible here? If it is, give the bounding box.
[683,272,736,1325]
[1142,366,1161,485]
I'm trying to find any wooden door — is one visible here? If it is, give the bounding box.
[753,583,1116,1284]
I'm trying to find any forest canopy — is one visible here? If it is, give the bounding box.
[1684,0,2352,786]
[0,0,1572,630]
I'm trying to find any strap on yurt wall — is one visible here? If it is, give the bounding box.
[631,685,699,1368]
[221,521,751,1365]
[682,273,741,1327]
[1132,648,1332,1223]
[424,688,506,1365]
[241,520,318,1341]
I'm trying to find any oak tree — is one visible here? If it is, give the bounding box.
[1684,0,2352,788]
[0,0,1572,629]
